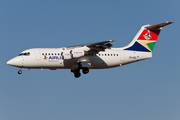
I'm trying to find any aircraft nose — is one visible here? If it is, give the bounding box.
[7,57,22,67]
[7,59,14,66]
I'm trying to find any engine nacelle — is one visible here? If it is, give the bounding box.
[71,50,85,58]
[61,50,85,60]
[61,51,72,60]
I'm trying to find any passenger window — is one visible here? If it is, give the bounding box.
[49,53,50,55]
[55,53,56,55]
[42,53,44,55]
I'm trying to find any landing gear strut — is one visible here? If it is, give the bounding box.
[18,68,22,74]
[71,62,89,78]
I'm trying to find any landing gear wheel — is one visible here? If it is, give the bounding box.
[82,67,89,74]
[74,72,81,78]
[72,62,89,78]
[18,70,22,74]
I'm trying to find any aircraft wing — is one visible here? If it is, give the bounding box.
[66,40,115,52]
[85,40,115,47]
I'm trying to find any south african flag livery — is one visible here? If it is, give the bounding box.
[125,28,161,52]
[137,29,160,51]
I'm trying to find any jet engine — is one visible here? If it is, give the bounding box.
[61,51,72,60]
[61,50,85,60]
[70,50,85,58]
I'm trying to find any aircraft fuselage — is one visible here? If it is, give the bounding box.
[7,48,152,70]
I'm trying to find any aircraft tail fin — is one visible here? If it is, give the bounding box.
[124,22,173,52]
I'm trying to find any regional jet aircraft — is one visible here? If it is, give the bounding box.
[7,22,172,78]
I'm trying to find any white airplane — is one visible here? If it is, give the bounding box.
[7,22,172,78]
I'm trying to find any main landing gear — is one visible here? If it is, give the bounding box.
[71,62,89,78]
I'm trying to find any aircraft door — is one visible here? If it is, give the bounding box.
[59,51,64,67]
[120,51,125,61]
[34,50,41,61]
[22,55,24,66]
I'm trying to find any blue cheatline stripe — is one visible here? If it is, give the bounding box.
[124,41,151,52]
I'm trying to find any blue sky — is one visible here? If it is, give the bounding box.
[1,0,180,120]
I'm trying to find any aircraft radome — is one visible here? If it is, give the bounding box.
[7,22,173,78]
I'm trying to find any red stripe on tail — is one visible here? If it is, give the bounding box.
[137,29,161,41]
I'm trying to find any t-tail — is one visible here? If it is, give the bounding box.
[123,22,173,52]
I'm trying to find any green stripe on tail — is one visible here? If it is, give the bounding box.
[147,42,156,51]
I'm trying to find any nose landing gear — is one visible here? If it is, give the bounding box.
[18,68,22,74]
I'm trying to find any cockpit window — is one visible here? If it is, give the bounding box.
[18,53,23,56]
[18,52,30,56]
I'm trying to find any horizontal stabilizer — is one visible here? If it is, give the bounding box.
[145,21,173,29]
